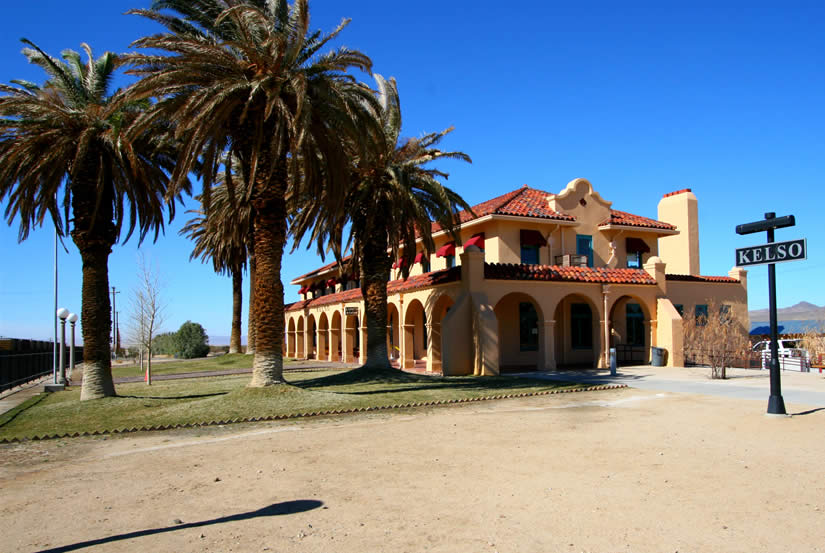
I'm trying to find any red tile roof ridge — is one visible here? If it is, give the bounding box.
[662,188,692,198]
[665,273,739,283]
[292,254,353,282]
[600,209,676,231]
[286,267,461,312]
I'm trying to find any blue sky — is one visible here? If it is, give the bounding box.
[1,1,823,342]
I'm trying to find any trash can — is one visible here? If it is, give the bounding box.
[651,347,666,367]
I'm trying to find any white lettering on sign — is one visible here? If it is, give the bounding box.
[735,238,807,267]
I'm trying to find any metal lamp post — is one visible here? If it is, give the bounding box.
[68,312,78,382]
[57,308,69,385]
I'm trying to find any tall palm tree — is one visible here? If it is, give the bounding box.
[181,182,250,353]
[125,0,377,386]
[0,41,180,400]
[293,75,472,370]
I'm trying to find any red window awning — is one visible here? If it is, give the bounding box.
[392,258,408,269]
[520,229,547,247]
[298,286,308,294]
[626,237,650,253]
[436,241,456,257]
[326,279,337,287]
[414,252,424,263]
[464,232,485,250]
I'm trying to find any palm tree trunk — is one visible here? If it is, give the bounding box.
[75,240,116,399]
[229,268,243,354]
[360,234,392,370]
[248,156,286,386]
[71,179,117,400]
[246,242,256,355]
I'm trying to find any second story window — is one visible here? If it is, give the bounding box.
[576,234,593,267]
[520,245,539,264]
[436,241,456,268]
[520,230,546,265]
[625,237,649,269]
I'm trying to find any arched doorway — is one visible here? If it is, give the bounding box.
[494,292,543,372]
[609,295,651,366]
[318,312,330,361]
[344,313,359,363]
[403,299,427,369]
[429,295,455,373]
[306,313,317,359]
[553,294,601,368]
[330,310,342,362]
[296,316,305,358]
[287,317,296,358]
[387,303,401,364]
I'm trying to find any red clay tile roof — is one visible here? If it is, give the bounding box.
[484,263,657,285]
[291,255,353,282]
[666,274,739,283]
[599,209,676,231]
[662,188,692,198]
[285,267,461,312]
[431,186,575,233]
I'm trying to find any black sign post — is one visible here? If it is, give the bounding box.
[735,213,798,415]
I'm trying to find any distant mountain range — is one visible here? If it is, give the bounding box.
[749,301,824,335]
[749,301,825,322]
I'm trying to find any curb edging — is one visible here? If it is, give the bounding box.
[0,384,628,444]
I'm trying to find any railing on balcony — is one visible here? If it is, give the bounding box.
[554,254,589,267]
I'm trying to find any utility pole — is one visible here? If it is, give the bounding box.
[111,286,120,362]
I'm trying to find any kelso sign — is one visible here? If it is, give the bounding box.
[735,238,806,267]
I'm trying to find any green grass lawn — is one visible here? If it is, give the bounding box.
[0,365,592,442]
[110,353,257,379]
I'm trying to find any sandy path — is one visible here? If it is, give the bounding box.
[1,388,824,553]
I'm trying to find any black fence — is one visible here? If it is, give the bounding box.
[615,344,650,366]
[0,338,83,393]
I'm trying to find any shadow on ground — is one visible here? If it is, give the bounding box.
[35,499,323,553]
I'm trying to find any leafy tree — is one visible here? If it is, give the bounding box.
[126,0,377,386]
[292,75,471,370]
[176,321,211,359]
[0,41,181,400]
[152,332,178,355]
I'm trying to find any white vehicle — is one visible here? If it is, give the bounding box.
[752,339,811,371]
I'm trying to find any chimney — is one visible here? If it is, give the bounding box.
[657,189,699,275]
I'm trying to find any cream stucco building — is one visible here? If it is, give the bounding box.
[284,178,748,374]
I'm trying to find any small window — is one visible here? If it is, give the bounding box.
[445,254,455,268]
[695,304,708,326]
[571,303,593,349]
[422,257,431,273]
[519,302,539,351]
[627,251,642,269]
[576,235,593,267]
[674,304,684,317]
[521,244,539,264]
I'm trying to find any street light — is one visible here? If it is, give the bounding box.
[57,308,69,385]
[68,312,78,382]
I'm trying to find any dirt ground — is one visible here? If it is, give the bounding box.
[1,387,824,553]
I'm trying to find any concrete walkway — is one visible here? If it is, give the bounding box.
[517,365,825,411]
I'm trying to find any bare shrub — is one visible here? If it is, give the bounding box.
[683,300,750,379]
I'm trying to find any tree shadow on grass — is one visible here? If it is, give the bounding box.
[296,367,581,396]
[35,499,323,553]
[116,392,229,400]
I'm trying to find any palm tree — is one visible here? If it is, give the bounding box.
[125,0,376,386]
[0,41,180,400]
[181,182,250,353]
[293,75,472,371]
